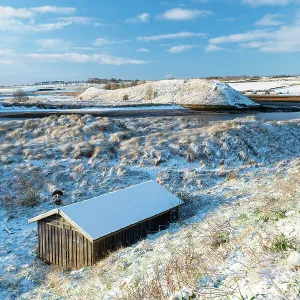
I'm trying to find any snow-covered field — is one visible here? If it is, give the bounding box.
[0,85,86,106]
[0,79,258,115]
[0,84,87,95]
[0,114,299,299]
[274,85,300,96]
[78,79,256,108]
[228,78,300,95]
[228,80,300,92]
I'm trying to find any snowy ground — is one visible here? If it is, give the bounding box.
[274,85,300,96]
[0,84,88,95]
[0,114,299,299]
[228,80,300,92]
[227,78,300,95]
[0,85,86,108]
[0,79,258,115]
[78,79,256,108]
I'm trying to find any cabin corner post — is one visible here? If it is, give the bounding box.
[37,220,41,259]
[92,242,97,266]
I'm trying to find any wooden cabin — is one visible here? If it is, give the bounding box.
[28,181,183,269]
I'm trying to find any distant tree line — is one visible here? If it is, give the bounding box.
[203,76,261,81]
[87,78,142,84]
[104,80,146,90]
[203,74,300,81]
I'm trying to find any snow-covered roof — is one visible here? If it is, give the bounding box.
[29,181,183,241]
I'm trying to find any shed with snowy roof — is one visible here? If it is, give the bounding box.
[28,181,183,269]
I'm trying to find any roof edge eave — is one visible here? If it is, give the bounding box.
[28,209,59,224]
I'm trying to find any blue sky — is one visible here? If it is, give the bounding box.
[1,0,300,84]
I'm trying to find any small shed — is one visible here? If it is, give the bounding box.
[28,181,183,269]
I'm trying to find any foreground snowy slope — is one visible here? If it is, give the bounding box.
[79,79,256,107]
[0,115,299,299]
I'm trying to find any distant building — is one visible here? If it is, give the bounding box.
[29,181,183,269]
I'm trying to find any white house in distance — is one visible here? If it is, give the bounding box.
[29,181,183,269]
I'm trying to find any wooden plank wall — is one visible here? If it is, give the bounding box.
[93,209,178,261]
[37,208,179,268]
[38,214,93,269]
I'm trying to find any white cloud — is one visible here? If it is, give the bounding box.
[0,6,34,19]
[0,6,76,20]
[0,5,81,33]
[93,22,104,27]
[94,38,130,46]
[30,6,76,14]
[160,8,212,20]
[240,41,266,48]
[56,17,94,24]
[126,13,149,23]
[0,59,15,65]
[255,14,285,26]
[137,31,206,41]
[210,30,272,44]
[167,44,196,53]
[0,48,16,64]
[56,17,104,26]
[205,44,225,52]
[137,48,151,52]
[242,0,296,6]
[34,22,72,32]
[165,73,173,78]
[73,47,95,51]
[0,48,15,55]
[209,15,300,53]
[1,48,148,65]
[0,18,72,32]
[258,25,300,52]
[36,39,68,49]
[25,53,148,65]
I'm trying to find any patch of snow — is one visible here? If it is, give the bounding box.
[0,115,299,299]
[287,251,300,270]
[274,84,300,96]
[0,84,85,94]
[228,80,300,92]
[78,79,256,108]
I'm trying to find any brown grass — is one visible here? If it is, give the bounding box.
[1,169,45,208]
[249,95,300,102]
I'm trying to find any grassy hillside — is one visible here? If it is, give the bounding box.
[0,115,299,299]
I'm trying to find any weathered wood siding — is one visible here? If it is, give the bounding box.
[37,208,179,269]
[38,214,93,269]
[93,208,178,261]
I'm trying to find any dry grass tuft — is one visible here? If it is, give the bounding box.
[1,169,45,208]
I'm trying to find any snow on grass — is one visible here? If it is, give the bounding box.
[21,159,300,300]
[78,79,256,108]
[0,85,86,95]
[274,85,300,96]
[0,114,299,299]
[228,79,300,92]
